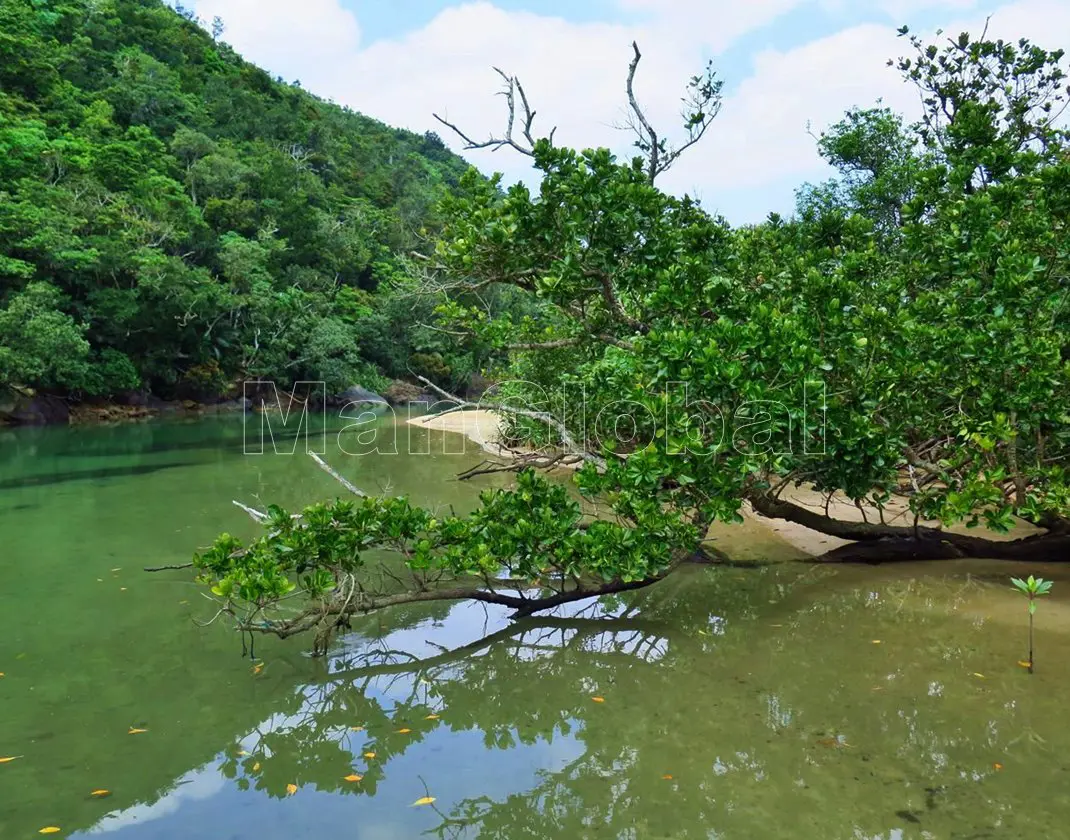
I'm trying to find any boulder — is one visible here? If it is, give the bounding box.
[0,389,69,426]
[330,385,386,407]
[383,380,425,405]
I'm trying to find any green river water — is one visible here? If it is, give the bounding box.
[1,413,1069,839]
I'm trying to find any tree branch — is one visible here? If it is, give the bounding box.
[414,375,607,471]
[432,68,556,157]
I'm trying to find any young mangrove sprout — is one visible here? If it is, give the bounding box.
[1010,576,1053,674]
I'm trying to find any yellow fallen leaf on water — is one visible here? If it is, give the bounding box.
[424,714,439,720]
[252,762,260,771]
[111,568,122,572]
[871,640,882,645]
[286,783,298,796]
[973,673,986,679]
[97,579,103,583]
[412,796,436,806]
[1018,661,1032,668]
[350,726,365,732]
[119,587,127,592]
[396,728,412,734]
[344,774,363,782]
[252,663,263,675]
[0,756,22,763]
[128,728,147,735]
[662,774,674,780]
[591,697,605,703]
[363,752,376,759]
[39,828,61,834]
[769,624,783,628]
[0,672,5,677]
[90,790,111,798]
[994,762,1004,770]
[237,750,249,756]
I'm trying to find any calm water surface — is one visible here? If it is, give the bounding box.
[2,415,1069,839]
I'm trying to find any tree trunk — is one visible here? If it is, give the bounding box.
[749,493,1070,563]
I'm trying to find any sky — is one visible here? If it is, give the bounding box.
[181,0,1070,225]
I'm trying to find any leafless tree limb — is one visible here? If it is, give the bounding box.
[310,451,367,497]
[433,68,556,157]
[413,374,607,471]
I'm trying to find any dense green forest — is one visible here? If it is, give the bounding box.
[0,0,491,408]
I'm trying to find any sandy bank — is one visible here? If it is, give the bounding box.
[406,409,506,455]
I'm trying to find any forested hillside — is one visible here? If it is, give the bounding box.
[0,0,479,408]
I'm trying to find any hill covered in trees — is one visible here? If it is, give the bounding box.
[0,0,482,414]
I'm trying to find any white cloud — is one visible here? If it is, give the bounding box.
[191,0,362,86]
[876,0,978,20]
[188,0,1068,223]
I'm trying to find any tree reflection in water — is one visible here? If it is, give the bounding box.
[192,564,1069,839]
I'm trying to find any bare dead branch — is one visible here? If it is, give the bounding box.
[626,42,661,182]
[310,451,367,497]
[413,374,607,471]
[432,67,556,157]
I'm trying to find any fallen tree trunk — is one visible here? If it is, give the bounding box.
[749,493,1070,563]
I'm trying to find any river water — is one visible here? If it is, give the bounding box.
[1,414,1068,839]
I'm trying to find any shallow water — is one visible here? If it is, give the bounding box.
[1,415,1068,839]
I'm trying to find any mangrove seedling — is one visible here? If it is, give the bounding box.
[1010,576,1053,674]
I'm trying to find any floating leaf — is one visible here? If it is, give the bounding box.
[424,714,439,720]
[252,663,263,675]
[871,640,882,645]
[591,696,605,703]
[412,796,436,806]
[973,673,986,679]
[90,790,111,798]
[350,726,365,732]
[128,728,147,735]
[0,672,5,677]
[396,728,412,734]
[363,752,376,759]
[994,762,1003,770]
[119,587,127,592]
[1018,660,1032,668]
[286,783,298,796]
[662,774,674,780]
[344,774,363,782]
[39,828,61,835]
[237,750,249,756]
[0,756,21,763]
[252,762,260,771]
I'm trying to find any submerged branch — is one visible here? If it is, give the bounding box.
[239,555,688,643]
